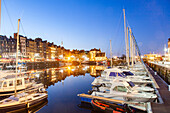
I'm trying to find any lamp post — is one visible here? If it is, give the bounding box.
[164,44,167,62]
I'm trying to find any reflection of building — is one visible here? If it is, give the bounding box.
[168,38,170,61]
[90,65,106,77]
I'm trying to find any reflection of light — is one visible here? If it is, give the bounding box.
[35,74,40,78]
[59,69,63,73]
[68,57,70,60]
[141,56,144,58]
[150,57,154,60]
[71,55,75,58]
[113,56,117,59]
[68,66,71,70]
[164,48,167,52]
[71,69,75,71]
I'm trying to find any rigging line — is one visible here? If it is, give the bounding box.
[112,11,123,54]
[2,0,15,31]
[20,21,26,36]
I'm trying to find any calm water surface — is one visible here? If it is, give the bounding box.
[33,65,106,113]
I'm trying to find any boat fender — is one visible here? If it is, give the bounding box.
[39,88,45,92]
[26,102,30,108]
[101,83,106,87]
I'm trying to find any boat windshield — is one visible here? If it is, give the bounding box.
[128,81,135,87]
[113,86,127,92]
[101,71,107,77]
[122,71,134,76]
[109,72,126,78]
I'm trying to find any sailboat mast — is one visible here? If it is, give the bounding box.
[129,27,134,67]
[15,19,20,97]
[110,40,112,67]
[123,9,129,67]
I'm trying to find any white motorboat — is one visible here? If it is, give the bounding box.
[0,92,48,112]
[92,79,155,93]
[91,82,157,102]
[91,68,153,86]
[0,75,44,96]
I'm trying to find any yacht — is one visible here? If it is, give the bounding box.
[92,79,155,93]
[91,82,157,102]
[0,75,43,96]
[91,68,153,86]
[0,92,48,112]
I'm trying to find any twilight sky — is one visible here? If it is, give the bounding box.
[1,0,170,56]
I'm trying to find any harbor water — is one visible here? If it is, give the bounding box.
[30,65,106,113]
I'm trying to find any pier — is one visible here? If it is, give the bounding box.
[145,63,170,113]
[146,61,170,84]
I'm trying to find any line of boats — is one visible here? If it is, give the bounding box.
[78,62,159,113]
[0,66,48,113]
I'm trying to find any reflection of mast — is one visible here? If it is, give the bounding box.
[62,80,64,86]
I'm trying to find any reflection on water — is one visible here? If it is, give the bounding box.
[30,65,106,88]
[27,65,106,113]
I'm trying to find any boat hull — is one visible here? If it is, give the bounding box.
[0,94,48,113]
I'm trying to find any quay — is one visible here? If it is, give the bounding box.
[146,61,170,84]
[26,61,59,70]
[145,63,170,113]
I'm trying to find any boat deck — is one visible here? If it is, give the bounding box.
[146,64,170,113]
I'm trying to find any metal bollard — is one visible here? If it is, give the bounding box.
[155,72,157,75]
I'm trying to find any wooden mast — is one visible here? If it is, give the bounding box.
[15,19,20,97]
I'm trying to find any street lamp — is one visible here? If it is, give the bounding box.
[164,44,167,62]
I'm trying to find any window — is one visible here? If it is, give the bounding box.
[9,81,13,86]
[24,78,29,84]
[17,79,22,86]
[3,82,7,87]
[113,86,127,92]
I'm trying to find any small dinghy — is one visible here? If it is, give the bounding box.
[91,99,135,113]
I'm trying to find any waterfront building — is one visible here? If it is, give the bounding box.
[64,49,71,61]
[57,46,62,59]
[14,33,27,58]
[26,39,36,61]
[42,40,48,59]
[19,36,27,57]
[47,42,57,60]
[35,38,44,60]
[144,53,162,61]
[95,52,107,61]
[89,48,101,61]
[0,35,10,58]
[168,38,170,61]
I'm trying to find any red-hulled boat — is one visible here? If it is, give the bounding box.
[91,99,135,113]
